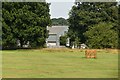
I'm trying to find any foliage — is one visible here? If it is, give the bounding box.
[2,2,51,49]
[68,2,118,49]
[60,35,67,46]
[84,22,118,48]
[74,37,81,48]
[118,5,120,49]
[51,17,69,26]
[0,9,2,49]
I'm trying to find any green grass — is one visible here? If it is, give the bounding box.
[2,48,118,78]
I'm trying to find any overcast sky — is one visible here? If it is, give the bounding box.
[46,0,119,19]
[46,0,75,19]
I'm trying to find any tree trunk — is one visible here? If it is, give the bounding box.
[20,39,23,48]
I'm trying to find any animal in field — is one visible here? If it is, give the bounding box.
[85,49,97,58]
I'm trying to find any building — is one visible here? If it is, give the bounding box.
[80,43,87,49]
[46,26,69,48]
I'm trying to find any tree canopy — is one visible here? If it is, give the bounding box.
[68,2,119,49]
[51,17,69,26]
[2,2,51,49]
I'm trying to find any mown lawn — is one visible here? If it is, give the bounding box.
[2,48,118,78]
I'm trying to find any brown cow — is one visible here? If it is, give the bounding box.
[85,49,97,58]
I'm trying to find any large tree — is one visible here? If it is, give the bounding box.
[84,22,118,48]
[0,6,2,49]
[2,2,51,49]
[68,2,118,49]
[118,4,120,49]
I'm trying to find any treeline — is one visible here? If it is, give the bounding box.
[2,2,119,49]
[2,2,51,49]
[68,2,119,49]
[51,17,69,26]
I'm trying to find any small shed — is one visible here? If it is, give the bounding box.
[80,43,87,49]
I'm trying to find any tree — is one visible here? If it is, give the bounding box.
[118,4,120,49]
[2,2,51,49]
[60,35,67,46]
[84,22,118,48]
[0,8,2,49]
[51,17,69,26]
[2,20,17,49]
[68,2,118,49]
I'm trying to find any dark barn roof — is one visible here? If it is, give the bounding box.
[47,26,68,43]
[47,26,68,34]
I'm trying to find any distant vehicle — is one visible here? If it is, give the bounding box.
[80,43,87,49]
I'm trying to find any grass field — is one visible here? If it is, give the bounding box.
[2,48,118,78]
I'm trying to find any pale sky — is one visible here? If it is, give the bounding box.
[46,0,119,19]
[46,0,75,19]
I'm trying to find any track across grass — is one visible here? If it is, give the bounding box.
[2,48,118,78]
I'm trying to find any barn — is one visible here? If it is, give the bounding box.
[46,26,69,48]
